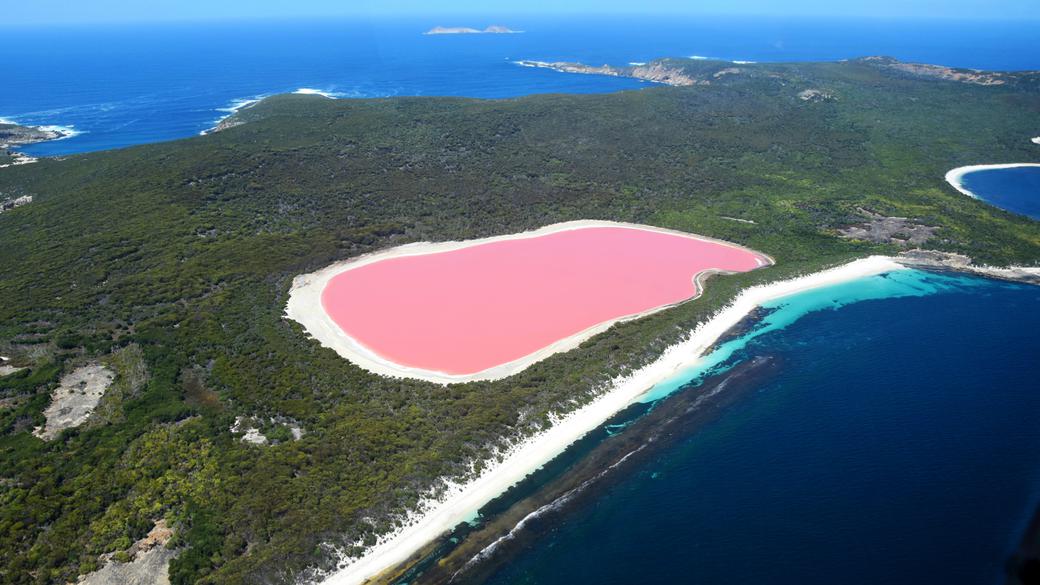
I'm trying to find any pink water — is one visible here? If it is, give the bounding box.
[321,226,766,376]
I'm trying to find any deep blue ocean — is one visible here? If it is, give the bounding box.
[485,270,1040,585]
[962,167,1040,220]
[3,16,1040,156]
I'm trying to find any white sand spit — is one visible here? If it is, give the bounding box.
[945,163,1040,199]
[286,220,772,384]
[33,364,114,440]
[312,255,905,585]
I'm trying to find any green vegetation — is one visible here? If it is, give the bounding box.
[0,58,1038,584]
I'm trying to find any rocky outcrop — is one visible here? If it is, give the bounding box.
[0,122,70,168]
[839,209,938,246]
[515,60,704,86]
[798,88,835,102]
[0,195,33,214]
[898,249,1040,285]
[0,123,68,148]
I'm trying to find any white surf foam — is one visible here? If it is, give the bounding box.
[293,88,343,99]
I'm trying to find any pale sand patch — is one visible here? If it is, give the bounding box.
[945,163,1040,200]
[286,220,773,384]
[33,364,114,440]
[312,255,904,585]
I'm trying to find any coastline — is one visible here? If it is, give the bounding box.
[285,220,773,384]
[944,163,1040,200]
[311,254,906,585]
[409,356,781,585]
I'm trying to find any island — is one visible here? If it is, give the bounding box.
[1,56,1038,585]
[424,25,522,35]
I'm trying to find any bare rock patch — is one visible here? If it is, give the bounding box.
[33,364,114,440]
[838,209,938,246]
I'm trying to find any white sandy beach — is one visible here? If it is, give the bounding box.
[285,220,773,384]
[944,162,1040,199]
[312,254,906,585]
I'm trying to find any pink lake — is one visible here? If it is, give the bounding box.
[321,225,768,377]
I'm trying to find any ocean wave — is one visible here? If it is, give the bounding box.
[36,125,83,140]
[628,61,647,66]
[216,96,267,114]
[293,88,343,99]
[200,95,268,135]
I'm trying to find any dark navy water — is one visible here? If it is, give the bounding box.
[485,271,1040,585]
[961,167,1040,220]
[3,16,1040,156]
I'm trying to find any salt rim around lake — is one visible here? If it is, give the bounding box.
[944,162,1040,200]
[309,255,906,585]
[285,220,773,384]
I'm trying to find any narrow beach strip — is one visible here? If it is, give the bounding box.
[944,163,1040,199]
[315,254,906,585]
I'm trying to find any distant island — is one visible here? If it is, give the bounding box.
[424,25,522,35]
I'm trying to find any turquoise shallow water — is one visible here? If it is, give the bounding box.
[640,269,975,403]
[960,166,1040,220]
[483,269,1040,585]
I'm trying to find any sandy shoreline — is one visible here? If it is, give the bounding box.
[944,163,1040,199]
[311,254,905,585]
[286,220,772,384]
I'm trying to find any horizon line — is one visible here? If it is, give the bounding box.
[3,12,1039,27]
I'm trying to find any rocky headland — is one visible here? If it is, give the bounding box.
[0,121,71,168]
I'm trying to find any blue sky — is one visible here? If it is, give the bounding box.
[6,0,1039,25]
